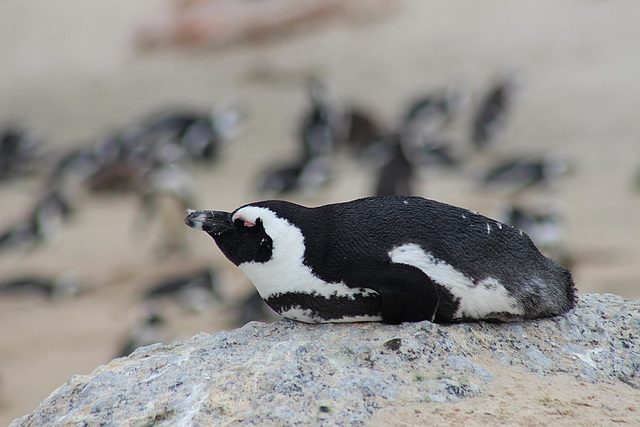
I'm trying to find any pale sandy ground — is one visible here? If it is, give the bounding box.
[1,0,640,424]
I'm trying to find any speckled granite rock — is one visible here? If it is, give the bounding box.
[11,293,640,426]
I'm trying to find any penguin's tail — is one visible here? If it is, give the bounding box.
[536,265,577,318]
[561,267,578,311]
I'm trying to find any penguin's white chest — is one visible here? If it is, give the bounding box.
[239,260,381,323]
[236,209,381,322]
[236,218,333,297]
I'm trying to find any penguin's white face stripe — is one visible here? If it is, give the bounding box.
[233,206,377,302]
[388,243,523,319]
[232,206,272,229]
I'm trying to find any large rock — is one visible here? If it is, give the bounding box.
[11,293,640,426]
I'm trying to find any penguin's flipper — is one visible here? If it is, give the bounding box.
[379,264,439,324]
[344,264,439,324]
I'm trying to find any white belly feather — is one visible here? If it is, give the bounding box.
[388,243,523,319]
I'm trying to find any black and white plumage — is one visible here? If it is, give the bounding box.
[0,125,43,181]
[235,289,280,326]
[402,86,464,140]
[0,188,74,255]
[394,134,461,171]
[480,155,571,192]
[142,267,221,311]
[471,76,519,150]
[299,104,338,159]
[33,188,74,225]
[256,78,339,197]
[49,148,101,193]
[85,131,147,193]
[258,77,380,197]
[0,271,86,300]
[298,76,349,158]
[185,196,576,324]
[394,87,464,172]
[373,135,415,197]
[140,101,244,164]
[500,204,571,268]
[0,221,40,254]
[117,312,166,358]
[256,156,333,196]
[417,139,461,168]
[299,76,383,157]
[79,101,242,195]
[342,108,384,157]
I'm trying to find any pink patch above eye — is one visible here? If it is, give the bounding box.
[233,214,256,227]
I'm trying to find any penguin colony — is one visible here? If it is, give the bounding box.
[185,196,576,324]
[1,73,587,354]
[0,103,245,356]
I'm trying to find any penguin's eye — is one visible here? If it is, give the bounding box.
[235,216,256,228]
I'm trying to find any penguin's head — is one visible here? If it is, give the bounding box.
[185,202,303,267]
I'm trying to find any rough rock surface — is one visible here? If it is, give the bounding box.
[11,293,640,426]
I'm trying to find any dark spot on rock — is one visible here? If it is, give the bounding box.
[383,338,402,351]
[168,381,184,391]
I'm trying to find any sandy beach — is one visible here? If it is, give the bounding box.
[1,0,640,424]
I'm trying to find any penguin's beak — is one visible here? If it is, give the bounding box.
[185,210,233,234]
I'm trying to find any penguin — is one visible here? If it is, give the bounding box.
[0,271,87,300]
[500,203,571,268]
[417,139,461,169]
[0,188,74,255]
[471,75,520,151]
[395,88,463,172]
[299,103,337,159]
[0,219,41,255]
[397,132,461,170]
[140,100,244,164]
[402,85,465,139]
[49,147,100,194]
[480,154,571,192]
[298,76,349,156]
[141,267,221,311]
[342,108,384,157]
[117,312,166,358]
[133,148,197,256]
[33,188,74,228]
[235,289,281,326]
[373,134,416,197]
[142,113,223,163]
[185,196,576,324]
[0,124,43,181]
[90,129,149,175]
[371,132,458,198]
[256,156,333,197]
[298,76,383,158]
